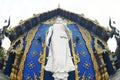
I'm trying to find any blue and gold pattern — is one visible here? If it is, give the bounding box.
[3,21,113,80]
[25,74,31,80]
[22,24,51,80]
[78,25,101,79]
[87,73,93,80]
[12,23,96,80]
[4,8,115,80]
[83,61,90,69]
[17,25,40,80]
[16,23,96,80]
[80,51,87,57]
[31,51,37,57]
[27,61,36,69]
[4,22,109,80]
[68,24,96,80]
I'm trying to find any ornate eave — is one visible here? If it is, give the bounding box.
[8,8,110,42]
[4,11,116,80]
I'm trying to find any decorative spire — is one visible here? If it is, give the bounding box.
[58,4,60,8]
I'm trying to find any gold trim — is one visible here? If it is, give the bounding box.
[10,37,24,79]
[94,38,104,54]
[70,31,80,80]
[3,35,24,73]
[17,25,40,80]
[81,70,86,80]
[34,73,37,80]
[94,36,109,54]
[10,37,24,54]
[38,33,47,80]
[78,25,101,80]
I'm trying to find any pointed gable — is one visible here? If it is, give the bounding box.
[9,8,110,42]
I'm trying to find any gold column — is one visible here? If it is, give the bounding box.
[99,54,109,80]
[10,53,18,80]
[10,51,22,80]
[10,37,24,80]
[38,42,47,80]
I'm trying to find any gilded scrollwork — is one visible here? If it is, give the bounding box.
[38,52,44,64]
[81,70,86,80]
[78,24,101,80]
[94,36,109,54]
[17,25,39,80]
[70,30,80,80]
[38,35,47,80]
[34,73,38,80]
[74,52,80,64]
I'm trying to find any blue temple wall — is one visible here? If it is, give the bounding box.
[4,33,27,76]
[7,24,96,80]
[68,24,95,80]
[4,23,114,80]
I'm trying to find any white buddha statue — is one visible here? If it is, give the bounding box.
[45,17,75,80]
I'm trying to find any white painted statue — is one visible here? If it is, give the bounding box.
[45,17,75,80]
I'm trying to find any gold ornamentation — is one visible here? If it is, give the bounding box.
[74,52,80,64]
[83,61,90,69]
[38,51,44,64]
[31,51,37,57]
[27,61,35,69]
[80,51,86,57]
[87,73,93,80]
[17,25,39,80]
[81,70,86,80]
[8,32,26,55]
[9,36,25,79]
[94,19,99,24]
[38,35,47,80]
[78,25,101,80]
[34,73,38,80]
[25,74,31,80]
[10,68,16,80]
[70,30,80,80]
[94,37,109,54]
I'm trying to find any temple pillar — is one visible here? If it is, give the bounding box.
[98,54,109,80]
[102,52,115,76]
[10,51,22,80]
